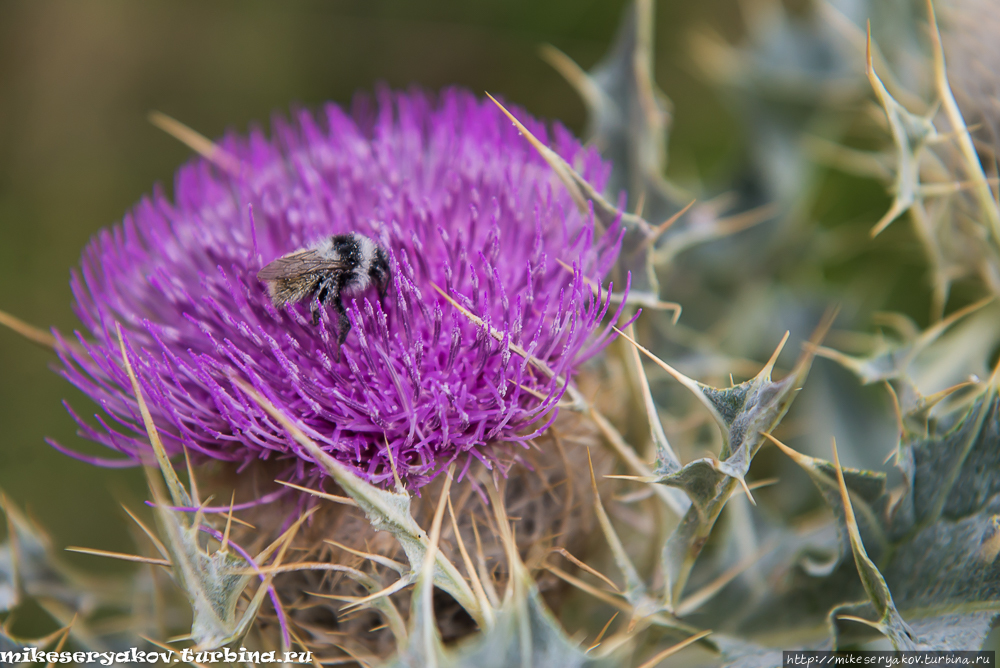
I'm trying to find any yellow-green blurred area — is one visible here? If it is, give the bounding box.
[0,1,740,569]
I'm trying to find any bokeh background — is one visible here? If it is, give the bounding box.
[0,0,741,567]
[5,0,1000,655]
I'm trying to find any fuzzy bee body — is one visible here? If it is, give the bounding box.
[257,233,391,349]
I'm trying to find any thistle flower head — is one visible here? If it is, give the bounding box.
[54,87,625,488]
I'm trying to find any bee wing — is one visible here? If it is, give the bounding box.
[257,249,348,281]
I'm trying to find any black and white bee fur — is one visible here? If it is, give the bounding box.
[257,233,391,349]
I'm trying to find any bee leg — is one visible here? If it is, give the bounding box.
[319,279,351,359]
[313,279,335,326]
[310,297,322,326]
[332,297,351,349]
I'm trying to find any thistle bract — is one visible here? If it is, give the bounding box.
[55,88,624,488]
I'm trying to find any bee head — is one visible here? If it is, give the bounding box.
[370,245,391,299]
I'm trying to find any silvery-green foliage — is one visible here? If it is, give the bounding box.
[552,0,1000,661]
[663,376,1000,666]
[546,0,678,226]
[762,389,999,651]
[386,559,623,668]
[149,485,263,650]
[0,494,147,661]
[0,495,60,613]
[543,0,774,298]
[108,335,278,652]
[648,335,821,609]
[691,0,927,206]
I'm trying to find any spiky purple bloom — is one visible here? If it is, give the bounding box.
[53,88,626,488]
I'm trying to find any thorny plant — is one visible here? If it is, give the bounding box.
[2,0,1000,666]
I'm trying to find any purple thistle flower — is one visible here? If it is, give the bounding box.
[52,87,627,489]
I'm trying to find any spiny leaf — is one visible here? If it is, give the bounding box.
[544,1,764,286]
[146,457,301,651]
[587,450,658,619]
[0,621,74,666]
[865,23,938,237]
[723,377,1000,651]
[876,387,1000,637]
[905,611,997,652]
[384,496,623,668]
[620,323,690,516]
[0,493,119,614]
[828,438,916,650]
[118,325,283,651]
[923,0,1000,247]
[545,0,675,221]
[617,314,828,609]
[391,467,454,668]
[386,585,620,668]
[697,330,793,470]
[764,434,890,567]
[892,389,1000,530]
[815,298,996,391]
[147,484,258,650]
[0,493,47,613]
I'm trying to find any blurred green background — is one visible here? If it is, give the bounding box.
[0,0,739,566]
